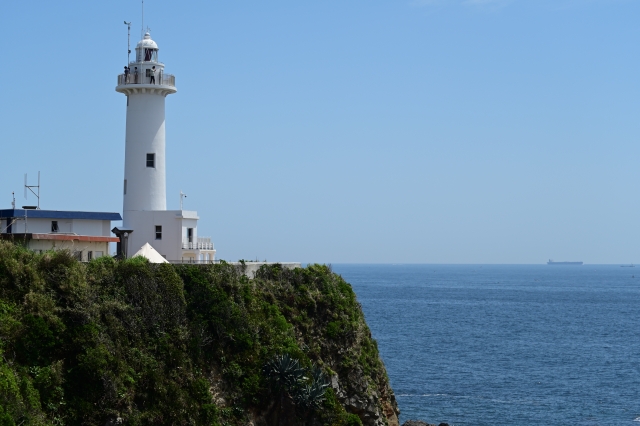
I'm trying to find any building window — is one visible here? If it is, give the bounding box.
[146,153,155,168]
[94,251,104,258]
[124,179,127,195]
[87,251,93,261]
[73,251,82,261]
[51,221,59,233]
[187,227,193,243]
[155,225,162,240]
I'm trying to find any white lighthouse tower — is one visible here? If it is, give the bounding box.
[117,32,174,214]
[115,31,215,262]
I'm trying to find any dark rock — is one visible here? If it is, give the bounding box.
[401,421,450,426]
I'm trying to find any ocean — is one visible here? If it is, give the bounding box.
[331,264,640,425]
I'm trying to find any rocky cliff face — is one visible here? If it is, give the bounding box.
[0,242,399,426]
[235,262,400,426]
[331,372,399,426]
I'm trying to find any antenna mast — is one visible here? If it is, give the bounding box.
[141,0,144,39]
[24,171,41,209]
[125,21,132,64]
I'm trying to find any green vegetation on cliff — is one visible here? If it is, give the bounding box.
[0,241,398,426]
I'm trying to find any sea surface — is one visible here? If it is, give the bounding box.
[331,264,640,426]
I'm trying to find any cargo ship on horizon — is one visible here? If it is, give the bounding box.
[547,259,583,265]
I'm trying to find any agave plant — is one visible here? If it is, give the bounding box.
[294,366,330,411]
[263,353,307,392]
[263,354,307,425]
[263,355,332,425]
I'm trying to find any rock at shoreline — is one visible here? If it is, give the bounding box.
[402,421,450,426]
[402,421,434,426]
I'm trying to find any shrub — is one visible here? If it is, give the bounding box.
[344,413,363,426]
[0,242,394,426]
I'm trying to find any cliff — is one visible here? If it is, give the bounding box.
[0,241,399,426]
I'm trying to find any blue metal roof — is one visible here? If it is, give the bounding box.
[0,209,122,221]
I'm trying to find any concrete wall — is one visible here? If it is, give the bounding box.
[228,262,302,279]
[181,219,198,242]
[71,219,110,236]
[27,239,110,261]
[7,218,110,236]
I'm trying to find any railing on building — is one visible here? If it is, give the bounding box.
[182,236,214,250]
[117,73,175,87]
[168,259,220,265]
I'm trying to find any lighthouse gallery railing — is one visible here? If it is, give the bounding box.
[117,73,175,87]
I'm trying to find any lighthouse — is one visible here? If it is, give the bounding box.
[115,31,215,262]
[116,32,174,215]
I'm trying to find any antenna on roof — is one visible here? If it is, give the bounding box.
[180,190,187,210]
[11,192,15,209]
[124,21,132,64]
[24,172,41,209]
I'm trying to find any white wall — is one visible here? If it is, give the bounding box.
[70,219,108,236]
[181,219,198,242]
[28,240,110,260]
[126,210,200,261]
[103,220,111,236]
[7,218,110,236]
[122,91,167,217]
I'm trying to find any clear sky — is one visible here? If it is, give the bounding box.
[1,0,639,263]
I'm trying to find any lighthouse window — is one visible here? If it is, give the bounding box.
[124,179,127,194]
[144,49,157,62]
[146,153,155,168]
[155,225,162,240]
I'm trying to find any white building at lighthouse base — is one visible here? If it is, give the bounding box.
[124,210,215,263]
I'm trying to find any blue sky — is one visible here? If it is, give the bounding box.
[1,0,639,263]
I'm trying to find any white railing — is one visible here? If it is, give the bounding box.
[182,236,214,250]
[117,73,175,87]
[169,259,220,264]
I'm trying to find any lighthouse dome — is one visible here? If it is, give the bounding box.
[136,32,158,49]
[135,32,159,63]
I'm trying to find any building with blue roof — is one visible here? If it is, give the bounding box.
[0,209,122,260]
